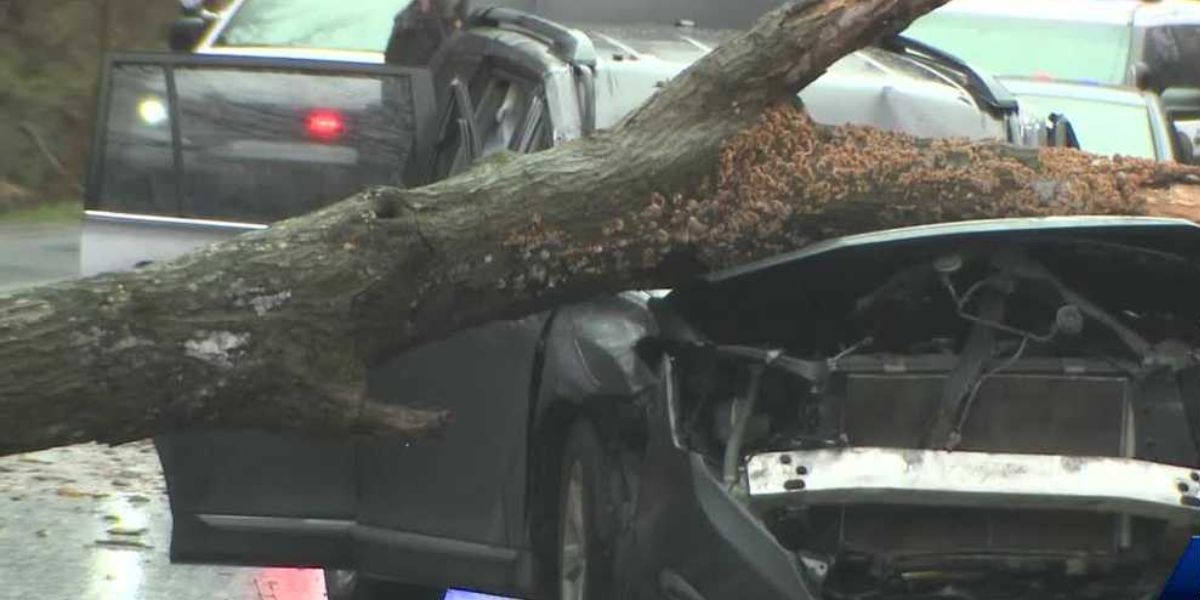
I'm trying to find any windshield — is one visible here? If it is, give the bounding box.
[215,0,412,52]
[1019,94,1157,159]
[904,13,1132,85]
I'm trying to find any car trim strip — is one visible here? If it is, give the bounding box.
[84,210,269,230]
[196,514,520,563]
[198,514,353,534]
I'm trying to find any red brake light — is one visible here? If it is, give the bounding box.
[305,109,346,142]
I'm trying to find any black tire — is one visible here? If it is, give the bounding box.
[323,569,445,600]
[556,419,624,600]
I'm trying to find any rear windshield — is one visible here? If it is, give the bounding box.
[215,0,412,52]
[93,61,418,223]
[905,13,1132,85]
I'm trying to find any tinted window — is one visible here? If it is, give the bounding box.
[216,0,411,52]
[173,68,413,222]
[1144,25,1200,90]
[93,61,419,223]
[98,65,177,216]
[905,13,1132,85]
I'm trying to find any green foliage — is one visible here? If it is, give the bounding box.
[0,200,83,224]
[0,0,177,208]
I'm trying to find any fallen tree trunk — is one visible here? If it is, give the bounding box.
[2,0,1199,456]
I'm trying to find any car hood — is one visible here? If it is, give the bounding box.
[668,216,1200,304]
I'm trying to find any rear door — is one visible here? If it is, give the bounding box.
[82,52,436,275]
[83,52,437,568]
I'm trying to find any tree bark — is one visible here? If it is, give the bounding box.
[2,0,1199,456]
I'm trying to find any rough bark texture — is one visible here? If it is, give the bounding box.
[3,0,1200,456]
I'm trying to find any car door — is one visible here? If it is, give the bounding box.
[125,51,436,568]
[349,58,556,596]
[83,52,436,276]
[354,314,550,597]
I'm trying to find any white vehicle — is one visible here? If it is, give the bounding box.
[905,0,1200,163]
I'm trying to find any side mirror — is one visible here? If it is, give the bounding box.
[168,16,209,52]
[1046,113,1080,149]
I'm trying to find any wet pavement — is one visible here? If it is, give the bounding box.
[0,442,328,600]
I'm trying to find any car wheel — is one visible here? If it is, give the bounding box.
[323,569,445,600]
[557,420,622,600]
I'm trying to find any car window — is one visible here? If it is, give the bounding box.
[94,61,418,222]
[518,94,552,153]
[904,13,1132,85]
[843,48,959,86]
[475,78,533,156]
[1144,25,1200,90]
[430,70,547,181]
[1016,94,1157,159]
[215,0,411,51]
[1178,120,1200,150]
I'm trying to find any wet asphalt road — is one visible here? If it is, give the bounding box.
[0,222,82,293]
[0,443,328,600]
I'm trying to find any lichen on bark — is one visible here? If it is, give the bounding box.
[496,105,1200,302]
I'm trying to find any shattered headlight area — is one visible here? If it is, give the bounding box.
[666,236,1200,599]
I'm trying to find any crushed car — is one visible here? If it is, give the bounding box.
[77,2,1177,600]
[158,216,1200,600]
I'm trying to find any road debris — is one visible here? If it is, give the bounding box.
[93,538,154,550]
[105,526,149,536]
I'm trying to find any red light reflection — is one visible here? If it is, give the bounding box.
[305,109,346,142]
[252,567,325,598]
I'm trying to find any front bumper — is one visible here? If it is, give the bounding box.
[637,446,1200,600]
[746,447,1200,525]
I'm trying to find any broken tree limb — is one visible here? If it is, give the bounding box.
[2,0,1200,457]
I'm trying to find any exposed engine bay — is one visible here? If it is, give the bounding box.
[666,232,1200,599]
